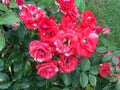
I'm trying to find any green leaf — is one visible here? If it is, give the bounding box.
[96,47,107,53]
[62,88,70,90]
[0,3,9,11]
[0,72,9,82]
[80,72,88,87]
[75,0,86,12]
[36,80,46,87]
[0,82,11,89]
[0,31,5,51]
[89,74,96,86]
[18,83,30,89]
[81,59,90,71]
[0,11,20,25]
[49,87,61,90]
[112,56,119,65]
[89,66,99,75]
[113,51,120,56]
[0,60,4,71]
[23,60,32,76]
[62,74,71,86]
[108,46,117,51]
[71,71,80,87]
[38,0,53,9]
[102,54,112,62]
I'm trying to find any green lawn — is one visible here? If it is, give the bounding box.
[86,0,120,47]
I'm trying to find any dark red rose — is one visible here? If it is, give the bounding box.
[29,40,53,62]
[58,55,78,73]
[95,26,103,34]
[99,62,112,77]
[36,61,58,79]
[19,4,46,29]
[15,0,24,6]
[58,0,75,14]
[38,17,58,42]
[77,28,98,58]
[53,30,79,56]
[79,10,97,31]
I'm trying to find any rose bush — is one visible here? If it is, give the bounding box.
[0,0,120,90]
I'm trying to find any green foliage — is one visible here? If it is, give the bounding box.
[0,0,119,90]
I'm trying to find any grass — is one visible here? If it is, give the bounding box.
[85,0,120,47]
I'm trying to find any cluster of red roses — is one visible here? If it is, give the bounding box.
[19,0,100,79]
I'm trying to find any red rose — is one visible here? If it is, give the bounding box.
[36,61,58,79]
[53,30,79,56]
[77,28,98,58]
[79,10,97,31]
[58,55,78,73]
[60,14,77,30]
[58,0,75,14]
[29,40,53,62]
[99,62,112,77]
[38,17,58,42]
[19,4,46,29]
[15,0,24,6]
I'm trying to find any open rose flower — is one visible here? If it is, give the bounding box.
[99,62,112,77]
[79,10,97,31]
[29,40,53,62]
[38,17,59,42]
[77,28,98,58]
[58,55,78,73]
[19,4,46,29]
[36,61,58,79]
[53,30,79,56]
[58,0,75,14]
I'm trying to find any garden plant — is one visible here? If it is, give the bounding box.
[0,0,120,90]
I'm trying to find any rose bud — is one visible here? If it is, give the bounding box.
[15,0,24,6]
[103,28,110,34]
[95,26,103,34]
[2,0,10,7]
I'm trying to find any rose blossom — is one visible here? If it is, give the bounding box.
[58,55,78,73]
[53,30,79,56]
[15,0,24,6]
[38,16,59,42]
[58,0,75,14]
[19,4,46,30]
[36,61,58,79]
[78,10,97,31]
[99,62,112,77]
[29,40,53,62]
[77,28,98,58]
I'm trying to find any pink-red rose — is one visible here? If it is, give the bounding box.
[19,4,46,30]
[58,55,78,73]
[36,61,58,79]
[99,62,112,77]
[29,40,53,62]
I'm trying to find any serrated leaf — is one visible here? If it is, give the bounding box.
[71,71,80,87]
[96,47,107,53]
[0,60,4,71]
[0,82,11,89]
[0,31,5,51]
[75,0,86,12]
[80,72,88,87]
[0,11,20,25]
[38,0,53,9]
[112,56,119,65]
[0,72,9,82]
[102,54,112,62]
[90,66,98,75]
[89,74,96,86]
[0,3,9,11]
[81,59,90,71]
[113,51,120,56]
[62,74,71,86]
